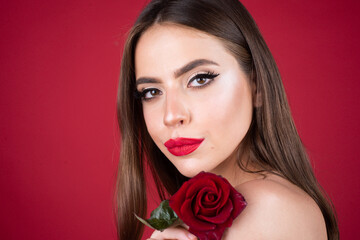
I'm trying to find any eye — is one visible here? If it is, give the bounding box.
[188,72,219,88]
[139,88,162,101]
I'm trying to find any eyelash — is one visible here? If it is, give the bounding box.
[188,71,219,89]
[136,71,219,101]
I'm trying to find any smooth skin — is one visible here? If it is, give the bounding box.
[135,23,327,240]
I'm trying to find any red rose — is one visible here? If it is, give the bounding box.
[169,172,247,240]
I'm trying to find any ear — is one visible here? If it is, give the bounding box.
[251,81,262,108]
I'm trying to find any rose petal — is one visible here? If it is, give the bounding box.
[197,199,233,224]
[169,180,192,213]
[181,198,216,231]
[198,204,217,216]
[198,204,220,217]
[190,230,207,240]
[190,226,225,240]
[230,188,247,219]
[204,193,216,203]
[194,187,215,215]
[213,178,230,209]
[185,178,217,199]
[207,227,225,240]
[215,190,247,229]
[201,190,221,207]
[195,189,220,216]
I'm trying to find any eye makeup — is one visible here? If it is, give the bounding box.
[134,88,162,101]
[135,71,220,101]
[187,71,219,89]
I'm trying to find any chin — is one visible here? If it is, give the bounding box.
[175,162,210,178]
[178,169,199,178]
[168,155,217,178]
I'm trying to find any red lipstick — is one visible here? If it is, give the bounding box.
[164,138,204,156]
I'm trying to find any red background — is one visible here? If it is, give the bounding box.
[0,0,359,239]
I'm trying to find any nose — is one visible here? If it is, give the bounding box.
[163,92,190,127]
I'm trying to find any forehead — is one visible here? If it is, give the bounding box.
[134,24,234,77]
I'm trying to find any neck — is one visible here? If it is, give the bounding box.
[210,148,262,187]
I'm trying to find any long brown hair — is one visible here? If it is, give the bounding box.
[115,0,339,239]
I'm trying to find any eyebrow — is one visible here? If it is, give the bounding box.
[136,59,219,87]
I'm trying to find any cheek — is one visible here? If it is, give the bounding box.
[143,104,163,142]
[201,78,253,143]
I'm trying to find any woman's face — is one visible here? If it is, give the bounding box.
[135,24,254,178]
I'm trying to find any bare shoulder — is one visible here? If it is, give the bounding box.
[223,174,327,240]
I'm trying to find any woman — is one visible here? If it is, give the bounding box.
[115,0,339,239]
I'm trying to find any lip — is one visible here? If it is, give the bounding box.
[164,137,204,156]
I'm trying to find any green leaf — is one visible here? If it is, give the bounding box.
[135,200,183,231]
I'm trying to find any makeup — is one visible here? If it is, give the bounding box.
[164,138,204,156]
